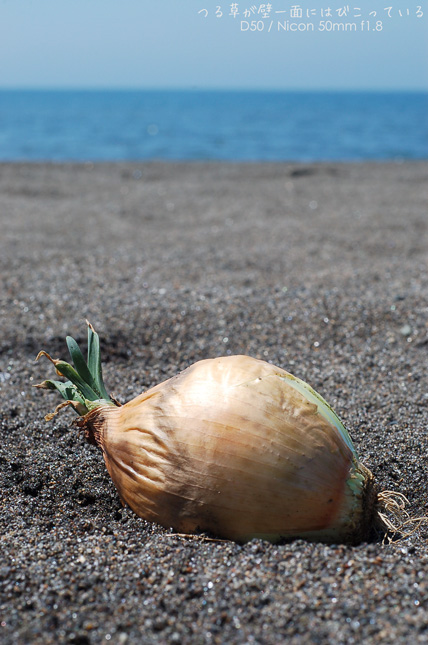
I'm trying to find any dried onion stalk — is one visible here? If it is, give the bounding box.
[35,323,412,544]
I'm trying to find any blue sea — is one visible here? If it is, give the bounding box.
[0,90,427,162]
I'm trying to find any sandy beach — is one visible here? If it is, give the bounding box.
[1,161,427,643]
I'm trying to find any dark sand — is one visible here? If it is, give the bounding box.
[0,161,427,644]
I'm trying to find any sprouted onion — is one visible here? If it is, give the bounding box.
[35,322,422,544]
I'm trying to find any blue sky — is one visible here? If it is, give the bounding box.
[0,0,427,90]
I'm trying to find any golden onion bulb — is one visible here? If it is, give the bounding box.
[35,323,398,545]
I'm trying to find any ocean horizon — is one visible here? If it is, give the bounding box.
[1,89,427,162]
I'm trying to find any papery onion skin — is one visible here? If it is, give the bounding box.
[80,355,377,544]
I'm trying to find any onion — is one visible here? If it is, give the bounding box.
[35,323,411,544]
